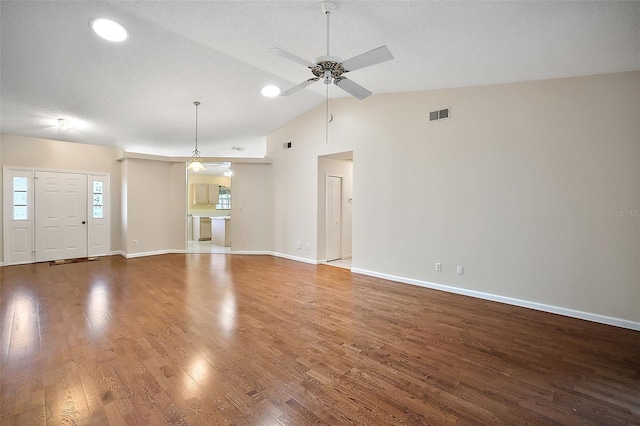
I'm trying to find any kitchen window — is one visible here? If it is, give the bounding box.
[216,186,231,210]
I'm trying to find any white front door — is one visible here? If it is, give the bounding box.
[34,171,88,262]
[325,175,342,262]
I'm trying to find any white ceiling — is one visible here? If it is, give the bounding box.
[2,1,638,158]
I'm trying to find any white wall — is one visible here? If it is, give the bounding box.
[266,71,640,325]
[229,163,273,253]
[0,134,123,259]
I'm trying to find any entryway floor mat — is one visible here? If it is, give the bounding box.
[49,257,100,266]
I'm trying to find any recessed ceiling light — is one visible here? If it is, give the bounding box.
[90,18,129,42]
[261,85,281,97]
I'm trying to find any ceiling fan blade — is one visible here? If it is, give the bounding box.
[280,78,320,96]
[334,77,372,100]
[340,45,394,72]
[272,48,316,69]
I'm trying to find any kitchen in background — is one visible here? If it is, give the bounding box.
[187,162,232,254]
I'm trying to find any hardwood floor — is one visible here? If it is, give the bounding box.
[1,254,638,425]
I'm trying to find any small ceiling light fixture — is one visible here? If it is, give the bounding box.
[186,101,206,172]
[90,18,129,42]
[261,85,281,97]
[58,118,71,131]
[57,118,68,130]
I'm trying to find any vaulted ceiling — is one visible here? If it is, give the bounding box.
[1,1,638,157]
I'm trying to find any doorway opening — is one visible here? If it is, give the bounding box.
[317,151,353,270]
[186,162,232,254]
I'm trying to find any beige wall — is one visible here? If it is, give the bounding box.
[229,163,272,253]
[121,159,186,256]
[0,134,123,258]
[187,174,231,216]
[267,71,640,324]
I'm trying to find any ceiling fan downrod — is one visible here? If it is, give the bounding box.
[321,2,336,57]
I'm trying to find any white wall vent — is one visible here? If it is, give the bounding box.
[429,108,450,122]
[283,141,293,149]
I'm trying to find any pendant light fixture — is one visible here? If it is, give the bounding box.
[186,101,206,172]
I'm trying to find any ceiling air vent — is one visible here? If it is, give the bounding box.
[429,108,450,122]
[230,146,244,151]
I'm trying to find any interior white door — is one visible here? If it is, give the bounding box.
[325,175,342,262]
[3,168,35,265]
[35,171,87,262]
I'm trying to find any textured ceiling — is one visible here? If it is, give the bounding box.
[1,1,639,157]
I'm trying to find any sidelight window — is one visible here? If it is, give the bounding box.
[13,177,28,220]
[92,181,104,218]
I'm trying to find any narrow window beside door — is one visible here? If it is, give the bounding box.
[13,177,28,220]
[92,181,103,218]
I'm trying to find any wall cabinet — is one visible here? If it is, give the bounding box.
[192,184,219,204]
[208,184,219,204]
[193,184,208,204]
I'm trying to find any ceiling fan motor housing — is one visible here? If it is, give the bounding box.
[312,61,345,82]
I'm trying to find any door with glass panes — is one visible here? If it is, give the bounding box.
[3,168,110,265]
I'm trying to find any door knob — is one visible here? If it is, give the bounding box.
[82,221,86,224]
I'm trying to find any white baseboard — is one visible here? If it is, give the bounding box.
[123,249,186,259]
[271,251,320,265]
[230,250,271,255]
[351,268,640,331]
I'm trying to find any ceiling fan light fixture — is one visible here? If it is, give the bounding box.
[90,18,129,42]
[261,85,281,97]
[322,69,332,84]
[186,101,207,172]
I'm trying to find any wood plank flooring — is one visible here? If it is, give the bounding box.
[1,254,638,425]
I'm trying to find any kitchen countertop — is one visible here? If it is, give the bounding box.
[192,215,230,219]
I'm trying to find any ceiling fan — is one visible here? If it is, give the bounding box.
[275,1,394,100]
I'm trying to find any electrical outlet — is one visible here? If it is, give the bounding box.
[242,238,246,244]
[297,242,301,249]
[307,244,311,251]
[457,266,464,275]
[436,263,442,271]
[133,239,138,246]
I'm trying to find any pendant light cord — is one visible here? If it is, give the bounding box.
[193,101,200,154]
